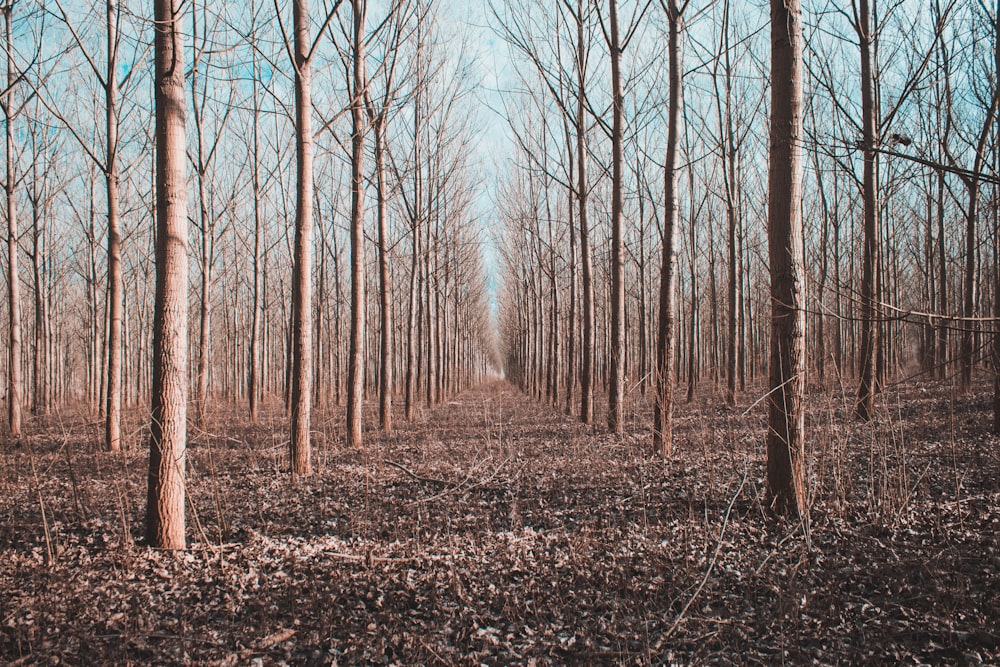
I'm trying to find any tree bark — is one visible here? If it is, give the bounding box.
[404,10,423,422]
[248,10,263,423]
[146,0,188,549]
[961,54,998,393]
[4,6,22,440]
[290,0,314,474]
[654,0,681,456]
[766,0,807,517]
[347,0,367,447]
[374,115,391,432]
[576,0,594,425]
[607,0,625,434]
[103,0,123,450]
[855,0,879,421]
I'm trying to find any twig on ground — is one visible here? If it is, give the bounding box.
[657,468,748,646]
[384,459,452,486]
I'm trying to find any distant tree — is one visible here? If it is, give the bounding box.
[363,3,408,434]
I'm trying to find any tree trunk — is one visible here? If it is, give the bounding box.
[961,58,998,393]
[654,0,681,456]
[576,0,594,425]
[146,0,188,549]
[29,147,47,416]
[855,0,879,421]
[248,15,263,423]
[766,0,807,517]
[405,16,422,422]
[374,115,392,432]
[564,113,577,414]
[290,0,314,475]
[936,170,947,379]
[607,0,625,433]
[104,0,123,450]
[4,7,22,440]
[347,0,367,447]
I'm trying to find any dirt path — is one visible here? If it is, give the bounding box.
[1,381,998,664]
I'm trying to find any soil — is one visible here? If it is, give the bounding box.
[1,379,998,665]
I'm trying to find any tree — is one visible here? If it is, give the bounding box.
[48,0,141,451]
[289,0,315,474]
[247,0,265,423]
[765,0,807,516]
[574,0,594,426]
[146,0,189,550]
[3,3,22,440]
[102,0,123,451]
[948,4,999,394]
[286,0,343,474]
[346,0,367,448]
[190,0,234,430]
[653,0,683,455]
[606,0,625,433]
[363,2,408,434]
[712,0,740,407]
[853,0,879,421]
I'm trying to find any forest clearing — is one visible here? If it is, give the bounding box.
[2,380,999,665]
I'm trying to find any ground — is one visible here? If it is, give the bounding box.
[1,379,999,665]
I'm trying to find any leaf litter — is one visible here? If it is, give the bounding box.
[1,380,998,665]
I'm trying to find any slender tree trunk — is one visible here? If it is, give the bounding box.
[576,0,594,425]
[146,0,188,549]
[766,0,807,517]
[564,114,577,413]
[191,3,212,430]
[405,219,419,420]
[654,1,681,456]
[104,0,123,450]
[87,184,100,412]
[961,67,998,392]
[994,180,1000,430]
[248,21,263,423]
[636,156,647,396]
[195,188,212,428]
[4,7,22,439]
[314,193,326,408]
[993,9,1000,431]
[404,20,422,422]
[29,151,46,416]
[347,0,367,447]
[374,115,392,432]
[607,0,625,433]
[936,170,947,379]
[686,175,697,405]
[290,0,314,475]
[855,0,879,421]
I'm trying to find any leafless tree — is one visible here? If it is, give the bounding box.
[766,0,806,516]
[146,0,189,550]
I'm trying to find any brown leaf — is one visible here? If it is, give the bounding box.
[256,628,295,649]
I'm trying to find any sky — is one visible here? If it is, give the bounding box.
[453,0,519,318]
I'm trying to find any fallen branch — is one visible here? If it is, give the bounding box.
[384,460,452,486]
[657,468,748,646]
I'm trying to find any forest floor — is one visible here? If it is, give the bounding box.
[1,377,999,665]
